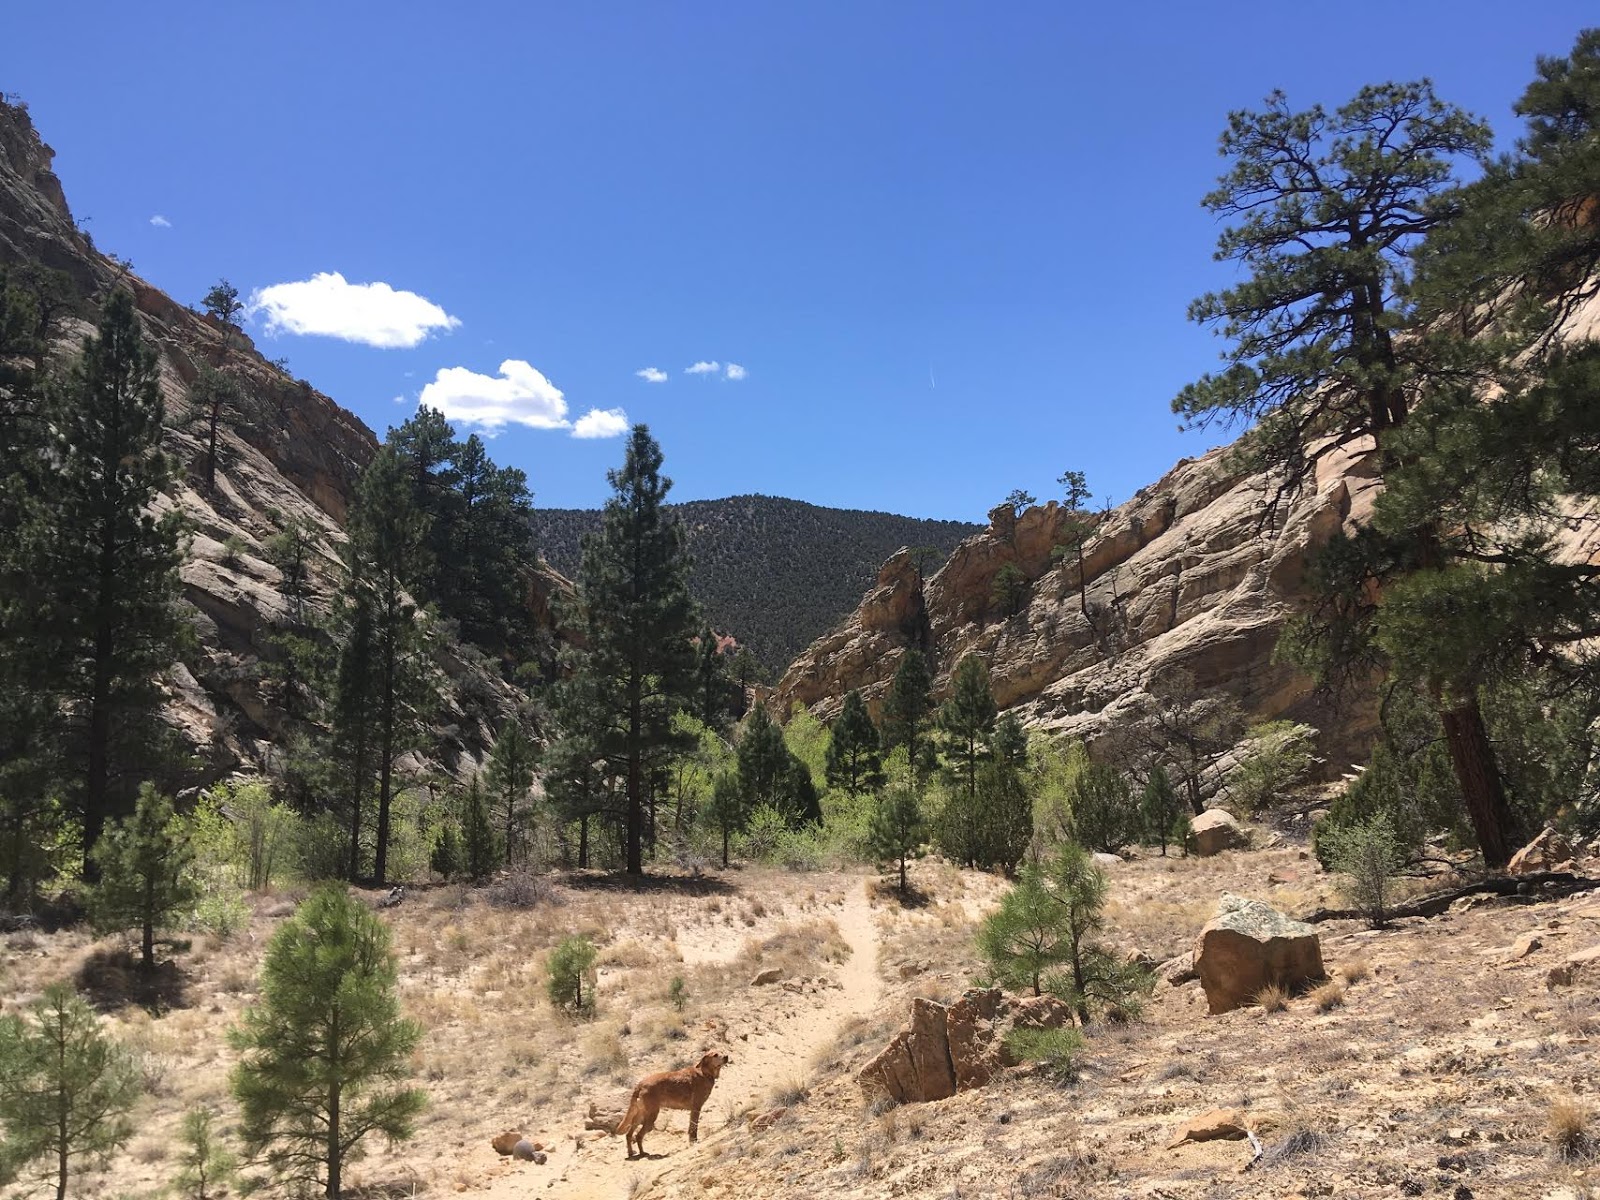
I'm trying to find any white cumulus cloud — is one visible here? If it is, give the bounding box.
[635,366,668,383]
[572,408,630,439]
[684,360,720,375]
[723,362,747,381]
[418,360,570,431]
[250,272,460,349]
[149,214,171,228]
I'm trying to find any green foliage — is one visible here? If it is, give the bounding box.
[547,935,598,1016]
[200,279,243,326]
[1001,488,1036,516]
[1065,762,1137,855]
[90,783,198,972]
[989,562,1027,617]
[1225,722,1318,816]
[192,889,251,941]
[172,1106,236,1200]
[976,866,1068,998]
[826,689,884,796]
[867,782,926,895]
[1002,1025,1084,1084]
[737,703,821,825]
[0,984,141,1200]
[230,886,426,1199]
[1139,766,1186,856]
[692,626,739,730]
[668,975,687,1012]
[191,779,300,892]
[1320,814,1406,929]
[706,770,747,868]
[486,717,539,865]
[531,497,977,673]
[430,819,464,881]
[557,425,699,874]
[881,651,935,784]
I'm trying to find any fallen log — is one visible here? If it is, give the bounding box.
[1302,871,1599,924]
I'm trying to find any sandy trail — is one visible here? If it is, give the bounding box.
[469,884,883,1199]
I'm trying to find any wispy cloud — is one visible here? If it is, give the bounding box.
[635,366,668,383]
[572,408,630,439]
[684,360,720,375]
[148,214,171,228]
[250,272,460,349]
[418,360,570,431]
[723,362,747,381]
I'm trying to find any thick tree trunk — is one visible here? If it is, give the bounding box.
[327,1083,340,1199]
[1439,694,1525,869]
[577,814,589,870]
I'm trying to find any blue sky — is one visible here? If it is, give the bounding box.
[4,4,1594,520]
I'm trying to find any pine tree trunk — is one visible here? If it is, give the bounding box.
[1439,694,1524,868]
[205,399,220,495]
[1184,775,1204,818]
[578,815,589,870]
[326,1082,340,1199]
[374,605,397,887]
[626,701,644,876]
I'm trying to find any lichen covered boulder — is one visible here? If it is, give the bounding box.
[1190,808,1249,857]
[1194,894,1324,1014]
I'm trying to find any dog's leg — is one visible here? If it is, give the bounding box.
[688,1100,701,1143]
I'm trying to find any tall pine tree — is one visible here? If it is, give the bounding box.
[825,689,884,796]
[881,650,935,785]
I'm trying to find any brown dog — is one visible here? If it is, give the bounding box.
[615,1050,731,1159]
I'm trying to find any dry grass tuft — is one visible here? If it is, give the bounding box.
[1549,1096,1596,1162]
[1309,978,1346,1012]
[1255,983,1290,1013]
[1338,954,1372,984]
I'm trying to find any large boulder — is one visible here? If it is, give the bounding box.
[1507,827,1575,875]
[1194,894,1324,1015]
[1190,808,1249,856]
[857,998,956,1104]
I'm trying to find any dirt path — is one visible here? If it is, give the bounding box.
[468,884,883,1199]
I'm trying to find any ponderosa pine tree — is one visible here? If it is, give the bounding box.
[343,446,437,885]
[36,290,189,872]
[881,650,935,786]
[707,769,746,867]
[562,426,698,874]
[868,782,925,896]
[933,654,997,867]
[485,716,538,864]
[1051,469,1095,616]
[230,887,425,1199]
[1139,765,1185,856]
[824,689,884,796]
[330,583,379,881]
[692,625,737,730]
[89,784,197,973]
[1175,83,1529,865]
[0,984,141,1200]
[186,365,241,497]
[736,702,820,823]
[459,775,496,882]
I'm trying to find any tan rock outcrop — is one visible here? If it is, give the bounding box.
[1508,827,1575,875]
[1194,894,1325,1015]
[1190,808,1249,857]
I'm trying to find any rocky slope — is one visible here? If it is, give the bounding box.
[775,436,1387,769]
[0,96,566,783]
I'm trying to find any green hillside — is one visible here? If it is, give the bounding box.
[531,495,979,673]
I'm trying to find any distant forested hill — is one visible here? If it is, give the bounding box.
[531,496,980,673]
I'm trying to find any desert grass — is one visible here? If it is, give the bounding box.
[1308,978,1346,1012]
[1255,982,1290,1013]
[1549,1096,1596,1162]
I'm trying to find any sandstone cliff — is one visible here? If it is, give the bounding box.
[775,437,1387,769]
[0,97,568,784]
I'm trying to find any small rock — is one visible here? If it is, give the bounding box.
[898,962,926,980]
[749,1107,787,1132]
[1092,852,1123,867]
[491,1130,524,1156]
[1157,951,1198,987]
[1268,867,1302,885]
[1507,933,1542,961]
[750,968,782,987]
[512,1139,537,1161]
[1167,1107,1250,1148]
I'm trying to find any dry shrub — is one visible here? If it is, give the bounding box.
[769,1076,809,1107]
[1338,954,1371,984]
[599,939,658,970]
[486,865,560,910]
[1550,1096,1596,1162]
[1309,979,1345,1011]
[1255,983,1290,1013]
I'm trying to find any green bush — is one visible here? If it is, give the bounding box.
[1003,1025,1084,1083]
[668,976,687,1012]
[1067,763,1138,854]
[547,936,598,1016]
[1225,721,1318,815]
[190,781,301,892]
[192,888,251,941]
[1320,813,1406,928]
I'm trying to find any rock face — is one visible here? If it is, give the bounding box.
[858,989,1073,1104]
[1508,827,1575,875]
[0,97,571,785]
[1190,808,1249,857]
[774,435,1385,773]
[1194,894,1325,1015]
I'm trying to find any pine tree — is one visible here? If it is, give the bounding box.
[1173,83,1528,865]
[881,650,935,785]
[564,426,698,874]
[485,717,538,864]
[230,886,426,1199]
[692,625,737,730]
[0,984,141,1200]
[36,290,189,871]
[89,783,198,973]
[1139,765,1184,856]
[344,446,437,885]
[825,689,884,796]
[706,769,746,868]
[939,654,998,816]
[186,364,242,497]
[1051,470,1095,616]
[1068,761,1137,854]
[736,702,821,824]
[200,279,243,327]
[460,776,496,882]
[172,1106,236,1200]
[867,782,925,896]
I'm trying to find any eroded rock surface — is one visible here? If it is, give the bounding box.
[1194,894,1324,1015]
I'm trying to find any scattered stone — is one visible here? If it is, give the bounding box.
[749,1107,787,1132]
[1158,952,1198,987]
[512,1139,538,1161]
[1507,827,1574,875]
[1507,932,1542,961]
[1092,852,1124,867]
[749,968,782,987]
[898,962,926,979]
[1194,894,1325,1015]
[1267,867,1302,885]
[1167,1107,1250,1148]
[491,1130,524,1156]
[1190,809,1249,857]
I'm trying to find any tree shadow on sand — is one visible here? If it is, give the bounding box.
[74,943,193,1014]
[560,870,739,898]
